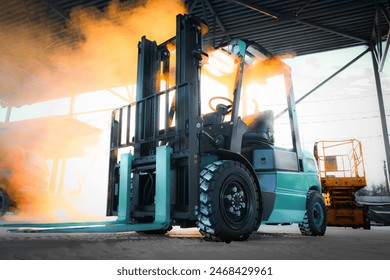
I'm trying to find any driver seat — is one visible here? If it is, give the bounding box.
[242,110,274,144]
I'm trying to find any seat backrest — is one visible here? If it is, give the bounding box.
[242,110,274,144]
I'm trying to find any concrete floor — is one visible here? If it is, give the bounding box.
[0,223,389,260]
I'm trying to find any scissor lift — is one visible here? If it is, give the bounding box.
[314,139,370,229]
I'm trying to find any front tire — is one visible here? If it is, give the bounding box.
[197,160,261,242]
[299,191,327,236]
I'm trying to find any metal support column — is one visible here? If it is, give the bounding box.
[48,158,59,194]
[5,106,11,123]
[57,158,67,195]
[371,47,390,194]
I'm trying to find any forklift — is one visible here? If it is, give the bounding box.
[105,14,326,242]
[1,14,326,242]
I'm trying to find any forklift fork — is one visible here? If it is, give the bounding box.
[0,146,171,233]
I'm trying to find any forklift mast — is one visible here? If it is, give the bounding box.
[107,14,204,223]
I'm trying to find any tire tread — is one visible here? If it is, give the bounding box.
[197,160,261,242]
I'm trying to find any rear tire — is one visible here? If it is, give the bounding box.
[197,160,261,242]
[299,191,327,236]
[363,214,371,230]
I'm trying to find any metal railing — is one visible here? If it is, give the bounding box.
[315,139,366,179]
[109,83,189,153]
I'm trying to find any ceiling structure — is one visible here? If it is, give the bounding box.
[0,0,389,106]
[189,0,389,56]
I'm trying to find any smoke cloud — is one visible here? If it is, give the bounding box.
[1,0,186,105]
[0,0,186,222]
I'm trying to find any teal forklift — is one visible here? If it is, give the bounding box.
[1,14,326,242]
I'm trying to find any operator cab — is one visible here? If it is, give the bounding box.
[202,97,275,145]
[201,40,284,148]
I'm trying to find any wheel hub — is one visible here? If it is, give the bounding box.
[313,202,324,227]
[223,184,247,219]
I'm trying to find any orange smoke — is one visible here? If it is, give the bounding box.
[0,0,186,222]
[1,0,186,104]
[245,56,292,84]
[55,0,186,93]
[0,146,49,218]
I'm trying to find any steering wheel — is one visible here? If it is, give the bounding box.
[208,96,233,115]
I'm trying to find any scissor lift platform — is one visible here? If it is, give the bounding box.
[314,139,370,229]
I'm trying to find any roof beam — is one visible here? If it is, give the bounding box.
[380,2,390,24]
[200,0,208,22]
[204,0,227,32]
[225,0,368,43]
[294,0,313,16]
[40,0,70,23]
[292,0,386,21]
[226,0,279,19]
[205,17,366,46]
[295,19,367,43]
[188,0,227,32]
[188,0,200,14]
[21,0,34,26]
